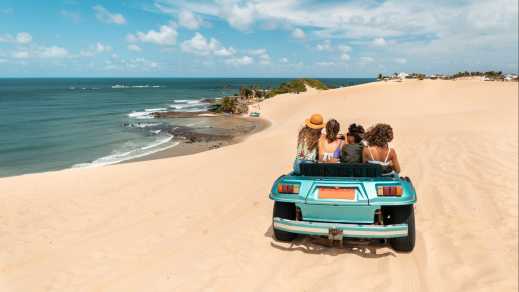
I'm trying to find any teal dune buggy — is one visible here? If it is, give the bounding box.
[269,163,417,252]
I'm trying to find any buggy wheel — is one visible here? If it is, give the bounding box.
[389,205,415,252]
[272,202,298,242]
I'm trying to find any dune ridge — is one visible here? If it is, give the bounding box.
[0,79,517,291]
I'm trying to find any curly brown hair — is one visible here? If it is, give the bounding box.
[364,123,393,147]
[298,126,322,151]
[325,119,340,143]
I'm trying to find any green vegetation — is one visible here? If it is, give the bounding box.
[266,79,328,98]
[212,96,249,114]
[451,71,504,79]
[212,79,329,114]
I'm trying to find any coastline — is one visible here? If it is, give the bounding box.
[126,115,270,163]
[0,79,516,291]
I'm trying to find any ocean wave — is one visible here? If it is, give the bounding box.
[128,108,167,119]
[145,108,167,112]
[68,86,100,90]
[168,100,210,112]
[112,84,163,89]
[128,111,154,119]
[73,134,178,168]
[125,122,161,128]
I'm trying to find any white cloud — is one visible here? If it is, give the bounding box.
[39,46,69,58]
[16,32,32,44]
[216,0,256,31]
[93,5,126,25]
[291,28,305,39]
[128,44,142,52]
[155,0,517,73]
[372,37,387,47]
[80,42,112,57]
[13,46,70,59]
[179,10,203,30]
[181,32,235,56]
[0,32,32,44]
[338,45,352,52]
[225,55,253,65]
[248,48,270,64]
[279,57,288,63]
[214,47,236,57]
[0,58,7,63]
[316,40,332,51]
[395,57,407,64]
[128,22,177,46]
[338,45,352,61]
[316,61,334,66]
[95,42,112,53]
[340,53,351,61]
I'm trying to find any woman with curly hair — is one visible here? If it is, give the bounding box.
[293,114,325,173]
[318,119,343,163]
[362,123,401,175]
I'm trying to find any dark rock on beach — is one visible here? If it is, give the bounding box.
[168,126,233,143]
[152,111,217,118]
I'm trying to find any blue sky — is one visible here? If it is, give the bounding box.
[0,0,517,77]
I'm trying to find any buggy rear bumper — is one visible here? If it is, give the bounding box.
[273,217,408,238]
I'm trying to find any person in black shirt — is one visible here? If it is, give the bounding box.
[340,123,365,163]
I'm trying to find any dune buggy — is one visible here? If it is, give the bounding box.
[269,163,416,252]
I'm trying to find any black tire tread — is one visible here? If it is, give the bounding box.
[389,205,415,252]
[272,202,298,242]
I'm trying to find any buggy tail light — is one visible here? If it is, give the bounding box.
[377,185,403,196]
[277,183,300,194]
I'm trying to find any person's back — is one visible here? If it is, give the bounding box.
[341,143,364,163]
[340,123,365,163]
[318,119,342,163]
[293,114,324,173]
[362,123,401,175]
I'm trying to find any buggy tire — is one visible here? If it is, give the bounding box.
[273,202,298,242]
[389,205,415,252]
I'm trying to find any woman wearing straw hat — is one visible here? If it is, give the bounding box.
[293,114,325,174]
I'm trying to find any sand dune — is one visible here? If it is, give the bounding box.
[0,79,517,291]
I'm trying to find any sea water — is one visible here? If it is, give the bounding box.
[0,78,374,177]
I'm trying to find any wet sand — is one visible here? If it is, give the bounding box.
[128,115,270,163]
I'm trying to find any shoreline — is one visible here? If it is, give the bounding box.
[126,114,271,163]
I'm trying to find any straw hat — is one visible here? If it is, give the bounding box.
[305,114,325,129]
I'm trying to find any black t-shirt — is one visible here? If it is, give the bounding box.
[340,143,364,163]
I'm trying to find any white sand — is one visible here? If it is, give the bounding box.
[0,79,517,291]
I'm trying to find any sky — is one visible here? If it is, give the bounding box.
[0,0,517,77]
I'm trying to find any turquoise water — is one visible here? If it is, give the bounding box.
[0,78,374,177]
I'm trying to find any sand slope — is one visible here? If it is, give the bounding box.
[0,80,517,291]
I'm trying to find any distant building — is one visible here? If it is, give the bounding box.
[398,72,409,79]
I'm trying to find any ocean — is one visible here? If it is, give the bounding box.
[0,78,374,177]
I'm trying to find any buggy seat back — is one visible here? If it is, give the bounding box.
[299,163,383,178]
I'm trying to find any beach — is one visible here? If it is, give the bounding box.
[0,79,517,291]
